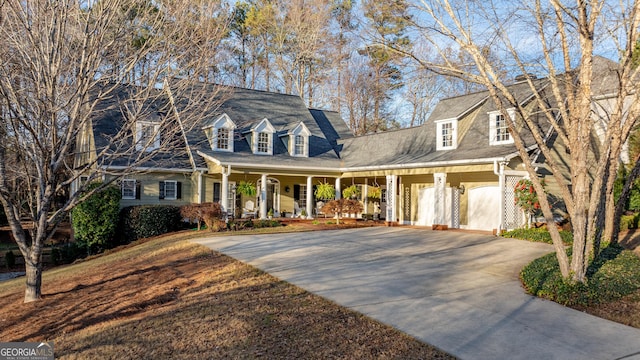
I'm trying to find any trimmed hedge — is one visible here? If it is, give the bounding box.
[71,183,121,254]
[119,205,183,241]
[520,244,640,306]
[502,227,573,245]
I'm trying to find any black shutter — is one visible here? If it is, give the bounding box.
[135,181,141,200]
[159,181,165,199]
[177,182,182,199]
[294,184,300,201]
[213,183,221,203]
[116,180,123,199]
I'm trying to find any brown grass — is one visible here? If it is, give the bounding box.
[0,230,453,359]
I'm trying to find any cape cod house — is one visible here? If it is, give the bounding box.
[77,57,622,232]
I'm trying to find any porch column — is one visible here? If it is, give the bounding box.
[221,165,230,214]
[433,173,447,225]
[306,176,313,218]
[197,171,205,204]
[335,177,341,199]
[260,173,268,219]
[385,175,397,223]
[363,178,369,213]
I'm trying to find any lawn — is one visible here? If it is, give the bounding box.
[0,228,453,359]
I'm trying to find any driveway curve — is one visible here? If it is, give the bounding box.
[195,227,640,360]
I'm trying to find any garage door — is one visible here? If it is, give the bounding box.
[467,186,500,231]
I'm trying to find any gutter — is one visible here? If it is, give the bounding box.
[101,165,207,173]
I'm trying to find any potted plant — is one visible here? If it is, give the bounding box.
[314,181,335,200]
[342,184,360,200]
[367,186,381,203]
[301,208,307,219]
[236,181,257,197]
[267,208,274,219]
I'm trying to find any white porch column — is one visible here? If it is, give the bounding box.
[221,165,230,214]
[433,173,447,225]
[335,177,341,199]
[363,178,369,213]
[260,173,268,219]
[197,171,204,204]
[385,175,397,223]
[306,176,313,218]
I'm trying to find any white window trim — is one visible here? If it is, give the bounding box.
[435,118,458,151]
[255,131,272,155]
[292,134,307,157]
[214,127,234,152]
[122,179,137,200]
[163,180,178,200]
[135,121,160,152]
[489,109,515,145]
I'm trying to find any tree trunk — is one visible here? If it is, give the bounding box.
[24,253,43,303]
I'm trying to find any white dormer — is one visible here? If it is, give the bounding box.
[435,118,458,151]
[489,109,515,145]
[250,118,275,155]
[285,122,310,157]
[203,113,236,152]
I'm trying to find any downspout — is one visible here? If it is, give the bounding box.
[494,160,506,233]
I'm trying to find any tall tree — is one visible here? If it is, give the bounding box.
[394,0,640,282]
[361,0,411,132]
[0,0,227,302]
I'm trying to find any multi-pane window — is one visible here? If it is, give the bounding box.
[122,179,136,199]
[441,122,453,148]
[495,114,510,142]
[136,122,160,151]
[164,180,177,200]
[299,184,307,208]
[216,128,230,150]
[294,135,305,156]
[257,132,270,153]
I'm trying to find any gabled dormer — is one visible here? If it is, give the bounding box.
[246,118,275,155]
[280,121,310,157]
[435,118,458,151]
[203,113,236,152]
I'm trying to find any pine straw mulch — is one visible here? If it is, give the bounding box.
[0,231,453,359]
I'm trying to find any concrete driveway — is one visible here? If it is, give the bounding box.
[195,227,640,360]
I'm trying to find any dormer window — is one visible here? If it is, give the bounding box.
[257,132,270,153]
[435,119,457,151]
[286,122,310,157]
[216,128,230,150]
[489,109,515,145]
[203,113,236,152]
[249,118,275,155]
[135,121,160,152]
[294,135,305,155]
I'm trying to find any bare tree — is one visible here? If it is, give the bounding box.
[390,0,640,282]
[0,0,228,302]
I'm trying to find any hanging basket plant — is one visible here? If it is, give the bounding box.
[236,181,257,197]
[314,181,335,200]
[342,184,361,200]
[367,186,381,202]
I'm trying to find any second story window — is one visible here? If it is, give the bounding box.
[294,135,305,156]
[495,114,510,142]
[436,119,457,150]
[217,128,230,150]
[489,110,515,145]
[135,121,160,152]
[257,132,270,153]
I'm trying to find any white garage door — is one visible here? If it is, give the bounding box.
[467,186,501,231]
